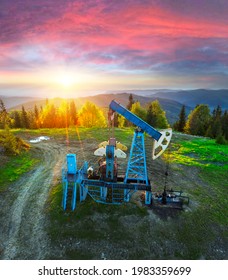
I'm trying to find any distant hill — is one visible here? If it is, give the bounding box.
[8,97,65,111]
[104,89,176,96]
[0,95,42,110]
[76,93,192,124]
[153,89,228,110]
[7,93,190,124]
[4,89,228,125]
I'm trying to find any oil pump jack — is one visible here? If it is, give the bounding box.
[62,100,178,211]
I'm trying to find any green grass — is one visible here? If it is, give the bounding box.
[47,182,148,255]
[0,151,39,192]
[167,138,228,167]
[173,141,225,258]
[48,183,148,221]
[157,136,228,259]
[198,168,228,225]
[12,127,134,143]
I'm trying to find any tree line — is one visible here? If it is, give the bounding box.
[120,94,227,144]
[0,94,227,145]
[173,104,228,144]
[116,94,169,129]
[0,99,107,129]
[0,96,169,130]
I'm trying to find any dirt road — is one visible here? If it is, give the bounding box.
[0,141,67,259]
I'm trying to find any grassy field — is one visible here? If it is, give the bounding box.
[168,137,228,167]
[0,150,40,193]
[168,137,228,225]
[12,127,134,142]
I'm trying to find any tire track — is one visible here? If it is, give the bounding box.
[1,142,66,260]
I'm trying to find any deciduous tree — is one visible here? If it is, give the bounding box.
[0,99,9,128]
[69,100,78,126]
[131,101,147,122]
[146,100,169,129]
[78,101,106,128]
[185,104,211,136]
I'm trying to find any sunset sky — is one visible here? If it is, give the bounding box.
[0,0,228,97]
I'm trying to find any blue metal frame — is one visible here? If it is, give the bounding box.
[124,130,152,205]
[80,179,150,205]
[62,133,153,210]
[62,154,78,210]
[62,169,78,211]
[124,130,149,185]
[110,100,161,141]
[105,145,115,181]
[62,154,89,210]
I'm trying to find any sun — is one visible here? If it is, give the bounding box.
[58,74,75,88]
[47,68,93,92]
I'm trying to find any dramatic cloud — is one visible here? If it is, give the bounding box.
[0,0,228,95]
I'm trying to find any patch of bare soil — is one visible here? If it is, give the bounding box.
[0,137,99,260]
[0,141,67,259]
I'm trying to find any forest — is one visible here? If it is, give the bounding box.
[0,94,227,156]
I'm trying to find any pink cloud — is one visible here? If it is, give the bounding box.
[26,1,227,68]
[0,0,228,89]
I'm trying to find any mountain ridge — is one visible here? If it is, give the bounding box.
[1,89,227,124]
[1,93,192,124]
[153,89,228,109]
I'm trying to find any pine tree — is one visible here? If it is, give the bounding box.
[126,94,135,110]
[10,110,21,128]
[174,105,186,132]
[221,110,228,140]
[34,105,40,128]
[21,106,30,129]
[69,100,78,126]
[113,113,119,127]
[15,111,21,128]
[206,105,223,139]
[146,103,156,127]
[125,94,135,127]
[0,99,8,128]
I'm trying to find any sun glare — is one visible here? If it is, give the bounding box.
[58,74,75,88]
